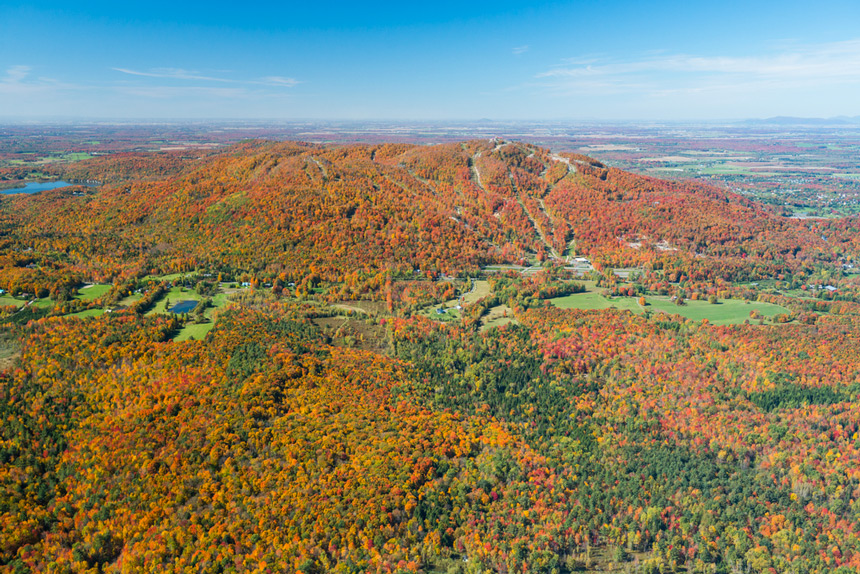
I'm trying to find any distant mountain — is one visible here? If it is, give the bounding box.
[743,115,860,126]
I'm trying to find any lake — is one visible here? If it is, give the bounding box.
[1,180,98,194]
[170,300,199,314]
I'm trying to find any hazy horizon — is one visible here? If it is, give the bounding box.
[1,117,859,126]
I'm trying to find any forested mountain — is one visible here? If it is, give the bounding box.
[0,139,855,295]
[3,140,860,573]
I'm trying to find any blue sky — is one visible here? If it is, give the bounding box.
[2,0,860,120]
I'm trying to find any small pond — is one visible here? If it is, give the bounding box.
[170,300,198,314]
[2,180,100,194]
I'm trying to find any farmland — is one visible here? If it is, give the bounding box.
[550,288,791,325]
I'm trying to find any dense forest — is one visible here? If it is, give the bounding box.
[0,139,857,296]
[3,140,860,573]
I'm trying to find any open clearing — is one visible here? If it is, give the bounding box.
[143,285,231,341]
[418,303,462,322]
[118,292,144,306]
[0,332,19,371]
[172,292,232,341]
[30,298,53,309]
[331,303,370,315]
[174,322,215,342]
[311,314,388,352]
[552,291,641,313]
[549,290,790,325]
[0,296,23,309]
[67,308,105,319]
[462,280,491,305]
[141,272,193,283]
[645,297,788,324]
[331,300,388,315]
[480,304,517,331]
[76,283,111,301]
[145,286,205,315]
[415,279,491,322]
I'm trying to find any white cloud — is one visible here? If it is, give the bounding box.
[112,68,303,89]
[4,65,31,83]
[112,67,233,82]
[536,39,860,98]
[0,65,81,97]
[258,76,301,87]
[512,45,529,55]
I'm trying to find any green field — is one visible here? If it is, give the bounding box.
[419,305,462,322]
[480,304,517,331]
[645,297,788,325]
[462,280,491,305]
[5,152,91,165]
[141,272,192,282]
[30,298,54,310]
[117,292,144,306]
[416,295,463,322]
[61,152,92,161]
[0,296,23,309]
[174,322,216,341]
[551,291,641,313]
[142,284,231,341]
[549,291,790,325]
[67,308,105,319]
[76,283,112,301]
[699,166,778,177]
[145,286,205,315]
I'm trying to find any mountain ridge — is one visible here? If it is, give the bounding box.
[0,138,849,294]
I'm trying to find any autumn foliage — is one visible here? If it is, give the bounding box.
[2,140,860,573]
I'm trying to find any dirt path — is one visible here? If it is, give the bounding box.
[470,152,487,192]
[549,153,575,173]
[516,196,560,260]
[307,156,328,179]
[539,198,570,262]
[471,142,566,260]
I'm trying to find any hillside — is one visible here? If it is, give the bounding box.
[3,140,860,573]
[0,139,854,299]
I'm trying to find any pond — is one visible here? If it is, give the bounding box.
[1,180,99,194]
[170,300,199,314]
